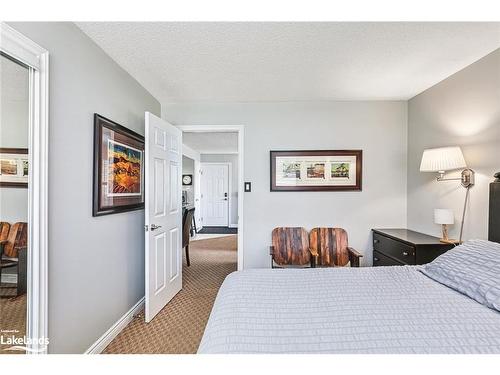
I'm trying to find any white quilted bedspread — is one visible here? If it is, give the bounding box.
[198,266,500,353]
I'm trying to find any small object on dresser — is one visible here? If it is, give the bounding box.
[494,172,500,182]
[434,209,460,244]
[372,228,455,267]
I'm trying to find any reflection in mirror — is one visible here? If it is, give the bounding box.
[0,52,30,355]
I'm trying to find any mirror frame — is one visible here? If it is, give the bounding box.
[1,22,49,354]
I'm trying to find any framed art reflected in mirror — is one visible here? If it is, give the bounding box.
[270,150,362,191]
[93,114,145,216]
[0,148,28,188]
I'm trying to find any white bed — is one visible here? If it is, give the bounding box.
[198,240,500,354]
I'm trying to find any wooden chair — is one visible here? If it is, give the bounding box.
[0,222,10,242]
[270,227,316,268]
[182,208,195,267]
[309,227,363,267]
[0,222,28,297]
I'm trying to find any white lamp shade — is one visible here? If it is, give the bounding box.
[420,146,467,172]
[434,209,454,225]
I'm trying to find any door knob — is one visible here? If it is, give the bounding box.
[150,224,162,231]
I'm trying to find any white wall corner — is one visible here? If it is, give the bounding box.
[85,297,144,354]
[182,143,201,161]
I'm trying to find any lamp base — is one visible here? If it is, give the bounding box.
[440,238,461,245]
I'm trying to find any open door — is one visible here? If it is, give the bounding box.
[144,112,182,323]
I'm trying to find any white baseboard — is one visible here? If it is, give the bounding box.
[85,297,144,354]
[229,223,238,228]
[1,274,17,284]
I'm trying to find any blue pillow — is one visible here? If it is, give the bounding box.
[420,239,500,312]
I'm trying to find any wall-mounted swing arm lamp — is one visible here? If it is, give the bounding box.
[420,146,475,243]
[420,146,475,188]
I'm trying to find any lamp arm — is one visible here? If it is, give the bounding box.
[436,169,475,188]
[436,175,463,182]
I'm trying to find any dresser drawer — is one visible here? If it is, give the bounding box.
[373,251,404,266]
[373,233,416,265]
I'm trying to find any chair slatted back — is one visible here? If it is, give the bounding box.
[0,222,10,243]
[271,227,310,266]
[3,222,27,258]
[310,228,349,267]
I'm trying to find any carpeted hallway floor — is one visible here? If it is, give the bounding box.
[0,284,26,354]
[103,234,237,354]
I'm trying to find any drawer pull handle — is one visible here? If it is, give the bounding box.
[374,257,379,262]
[402,251,409,256]
[374,239,380,244]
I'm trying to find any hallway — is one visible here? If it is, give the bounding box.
[104,235,237,354]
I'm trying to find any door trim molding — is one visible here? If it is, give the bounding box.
[201,162,232,228]
[85,297,144,354]
[176,125,245,271]
[1,23,49,354]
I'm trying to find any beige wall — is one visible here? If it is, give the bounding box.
[407,49,500,240]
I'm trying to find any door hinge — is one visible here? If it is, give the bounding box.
[144,225,149,232]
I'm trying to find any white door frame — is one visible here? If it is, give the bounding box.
[176,125,244,271]
[200,162,232,227]
[0,23,49,354]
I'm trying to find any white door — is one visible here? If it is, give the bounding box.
[145,112,182,323]
[201,163,229,226]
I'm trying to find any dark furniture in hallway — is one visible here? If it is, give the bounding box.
[372,228,455,266]
[182,208,195,266]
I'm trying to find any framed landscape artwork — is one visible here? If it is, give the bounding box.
[270,150,362,191]
[0,148,29,188]
[93,114,145,216]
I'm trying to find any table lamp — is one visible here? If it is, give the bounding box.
[434,208,456,244]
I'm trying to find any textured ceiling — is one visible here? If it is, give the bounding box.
[183,132,238,153]
[77,22,500,102]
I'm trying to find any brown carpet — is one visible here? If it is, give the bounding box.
[103,235,237,354]
[0,284,26,355]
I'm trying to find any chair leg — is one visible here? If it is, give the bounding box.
[185,245,190,267]
[17,250,27,296]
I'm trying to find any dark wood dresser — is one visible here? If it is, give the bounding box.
[372,229,455,266]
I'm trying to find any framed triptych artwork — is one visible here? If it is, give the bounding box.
[0,148,29,188]
[93,114,145,216]
[270,150,362,191]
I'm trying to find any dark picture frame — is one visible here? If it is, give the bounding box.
[270,150,363,191]
[93,114,145,216]
[0,148,29,188]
